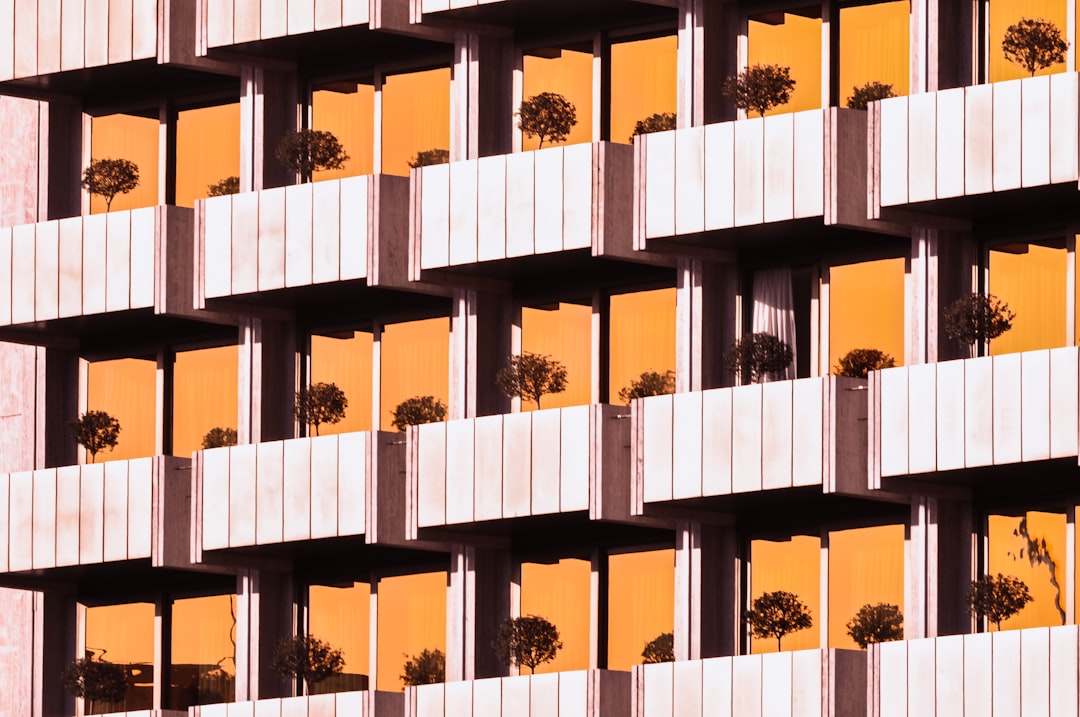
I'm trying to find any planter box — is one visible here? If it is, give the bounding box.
[409,670,630,717]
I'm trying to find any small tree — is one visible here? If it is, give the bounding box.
[408,148,450,168]
[62,656,128,713]
[967,573,1033,630]
[846,603,904,648]
[1002,17,1068,76]
[847,81,896,110]
[518,92,577,148]
[275,129,349,183]
[294,382,348,436]
[630,112,677,142]
[202,426,238,449]
[943,293,1015,348]
[492,615,563,674]
[391,395,447,431]
[271,634,345,693]
[725,333,794,384]
[745,590,813,651]
[496,352,568,409]
[401,648,445,686]
[641,632,674,664]
[207,176,240,197]
[833,348,896,379]
[619,370,675,403]
[69,410,121,463]
[83,158,140,211]
[722,64,796,117]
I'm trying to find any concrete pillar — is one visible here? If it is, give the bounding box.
[676,259,735,392]
[0,96,45,226]
[451,33,513,161]
[238,318,298,445]
[449,289,512,420]
[906,497,974,639]
[43,347,79,469]
[45,99,83,221]
[908,228,977,365]
[240,67,299,192]
[34,590,77,717]
[0,342,39,473]
[0,588,36,717]
[234,568,295,700]
[674,522,738,660]
[446,546,511,681]
[911,0,976,93]
[677,0,740,127]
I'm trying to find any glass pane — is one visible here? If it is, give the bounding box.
[749,535,820,652]
[381,68,451,177]
[376,571,447,691]
[521,302,592,410]
[169,594,237,708]
[607,549,674,670]
[522,48,593,150]
[609,288,676,404]
[520,558,591,673]
[989,0,1067,82]
[87,357,157,461]
[610,35,678,144]
[989,243,1066,355]
[829,258,905,372]
[309,582,371,694]
[173,345,239,456]
[84,602,155,713]
[987,511,1068,630]
[176,103,240,207]
[380,318,449,431]
[90,113,159,213]
[827,524,905,648]
[313,83,375,180]
[747,11,822,114]
[838,1,910,106]
[311,331,374,434]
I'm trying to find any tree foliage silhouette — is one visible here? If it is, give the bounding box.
[492,615,563,673]
[1002,17,1068,76]
[391,395,447,431]
[746,590,813,651]
[275,129,349,183]
[967,573,1033,630]
[518,92,578,148]
[294,382,348,436]
[722,65,795,117]
[496,352,568,409]
[846,603,904,648]
[70,411,121,462]
[83,158,140,211]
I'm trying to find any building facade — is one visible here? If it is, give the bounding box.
[0,0,1079,715]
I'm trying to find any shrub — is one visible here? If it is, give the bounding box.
[201,426,238,449]
[496,351,568,409]
[724,333,794,384]
[492,615,563,674]
[846,603,904,648]
[630,112,677,141]
[69,410,121,463]
[62,656,128,711]
[271,634,345,692]
[833,348,895,379]
[745,590,813,651]
[408,148,450,168]
[83,158,139,211]
[518,92,577,148]
[619,370,675,403]
[641,632,674,663]
[722,64,795,117]
[391,395,447,431]
[401,648,445,686]
[846,81,896,110]
[275,128,349,183]
[294,382,348,436]
[207,176,240,197]
[1002,17,1068,76]
[943,293,1015,347]
[967,573,1033,630]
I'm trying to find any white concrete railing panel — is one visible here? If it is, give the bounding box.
[416,0,507,15]
[203,0,370,48]
[409,670,631,717]
[875,73,1079,207]
[870,348,1079,482]
[192,691,403,717]
[82,711,186,717]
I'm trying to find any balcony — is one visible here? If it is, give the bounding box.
[191,691,403,717]
[633,377,870,511]
[408,670,630,717]
[406,405,633,536]
[635,650,866,717]
[0,456,191,575]
[196,431,405,555]
[201,0,371,50]
[871,626,1080,716]
[869,348,1079,485]
[89,712,185,717]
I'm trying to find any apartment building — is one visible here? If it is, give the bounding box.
[0,0,1078,715]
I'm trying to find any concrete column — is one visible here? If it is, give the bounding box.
[674,522,738,660]
[905,497,974,640]
[446,546,511,681]
[0,588,37,717]
[238,318,297,445]
[34,590,77,717]
[909,228,977,365]
[0,96,47,226]
[43,347,79,469]
[677,0,740,127]
[675,259,735,392]
[451,33,513,161]
[0,342,39,473]
[449,289,512,420]
[234,568,295,700]
[45,99,83,221]
[240,67,299,192]
[911,0,976,93]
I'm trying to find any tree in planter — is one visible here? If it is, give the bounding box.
[401,648,445,686]
[1002,17,1068,77]
[833,348,896,379]
[201,426,238,449]
[967,573,1033,630]
[722,64,796,117]
[745,590,813,651]
[83,158,140,211]
[630,112,677,142]
[943,293,1015,349]
[496,352,568,409]
[641,632,674,663]
[275,129,349,183]
[62,656,128,713]
[846,81,896,110]
[724,333,794,384]
[391,395,447,432]
[294,382,348,436]
[207,175,240,197]
[271,634,345,693]
[619,370,675,403]
[492,615,563,674]
[846,603,904,648]
[69,410,121,463]
[518,92,578,148]
[408,148,450,168]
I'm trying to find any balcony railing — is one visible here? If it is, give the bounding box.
[191,691,403,717]
[201,0,372,49]
[408,670,630,717]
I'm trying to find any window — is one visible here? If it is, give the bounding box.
[169,594,237,708]
[175,102,240,207]
[83,602,155,712]
[381,68,451,177]
[311,330,374,434]
[748,535,821,653]
[829,257,905,372]
[609,288,676,403]
[313,81,375,180]
[519,557,592,673]
[827,524,905,648]
[308,581,371,693]
[989,241,1067,355]
[379,318,449,431]
[521,302,592,409]
[522,46,594,150]
[172,345,239,456]
[838,1,909,106]
[988,0,1068,82]
[606,548,674,670]
[987,510,1067,630]
[86,357,157,461]
[375,571,446,691]
[89,113,159,213]
[747,9,822,114]
[610,35,677,144]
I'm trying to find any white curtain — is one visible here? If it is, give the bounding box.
[751,267,797,381]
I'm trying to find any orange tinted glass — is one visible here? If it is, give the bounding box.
[86,357,156,462]
[311,331,374,434]
[521,302,592,410]
[749,535,820,652]
[520,558,591,672]
[381,68,451,177]
[747,12,822,114]
[522,49,593,149]
[611,35,677,144]
[90,113,159,213]
[176,103,240,207]
[314,84,375,179]
[376,571,447,691]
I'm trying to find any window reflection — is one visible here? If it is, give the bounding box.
[169,594,237,708]
[607,549,674,670]
[83,602,155,713]
[987,511,1067,630]
[309,581,371,694]
[747,10,822,114]
[89,113,159,213]
[87,357,157,461]
[989,242,1066,355]
[172,345,239,456]
[312,331,374,434]
[749,535,820,652]
[521,302,592,410]
[381,68,451,177]
[376,571,446,691]
[838,1,909,105]
[522,47,594,149]
[609,289,675,403]
[380,318,449,431]
[827,524,905,648]
[313,82,375,180]
[176,103,240,207]
[829,258,905,372]
[520,557,591,673]
[610,35,677,144]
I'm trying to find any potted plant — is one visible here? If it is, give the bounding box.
[833,348,895,379]
[724,333,794,384]
[967,573,1033,630]
[846,81,896,110]
[845,603,903,648]
[619,370,675,403]
[943,293,1015,352]
[391,395,447,431]
[518,92,578,148]
[492,615,563,674]
[630,112,677,142]
[294,382,348,436]
[745,590,812,651]
[1002,17,1068,76]
[722,65,796,117]
[69,410,121,463]
[496,352,568,409]
[641,632,674,663]
[201,426,238,449]
[271,634,345,694]
[401,648,445,686]
[62,656,128,713]
[275,129,349,183]
[83,158,140,211]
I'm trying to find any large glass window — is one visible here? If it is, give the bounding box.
[749,535,820,652]
[989,241,1067,355]
[610,35,677,144]
[829,258,905,372]
[376,571,446,691]
[522,47,594,150]
[311,330,374,434]
[380,318,449,431]
[987,510,1067,630]
[607,548,674,670]
[747,10,822,114]
[83,602,155,713]
[87,357,157,462]
[838,1,909,106]
[313,82,375,180]
[989,0,1068,82]
[521,302,592,409]
[169,594,236,708]
[381,68,451,177]
[90,113,159,213]
[609,288,676,403]
[827,524,905,648]
[172,345,238,456]
[309,581,371,693]
[176,102,240,207]
[520,557,591,673]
